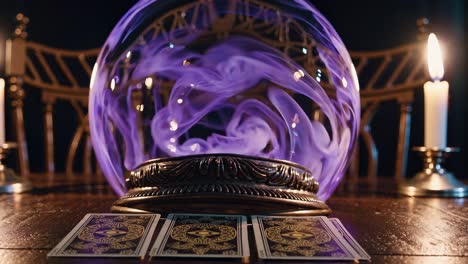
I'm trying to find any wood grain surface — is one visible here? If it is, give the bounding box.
[0,174,466,264]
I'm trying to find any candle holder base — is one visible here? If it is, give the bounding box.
[0,143,32,194]
[398,147,467,198]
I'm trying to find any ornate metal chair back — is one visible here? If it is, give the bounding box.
[6,14,100,177]
[343,18,430,187]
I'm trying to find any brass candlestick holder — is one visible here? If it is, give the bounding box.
[0,142,32,193]
[399,147,467,197]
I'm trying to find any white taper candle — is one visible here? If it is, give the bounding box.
[424,33,448,148]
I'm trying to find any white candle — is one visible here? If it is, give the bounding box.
[0,78,5,144]
[424,33,448,148]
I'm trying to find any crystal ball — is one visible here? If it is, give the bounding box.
[89,0,360,200]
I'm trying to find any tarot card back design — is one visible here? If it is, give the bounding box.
[48,213,160,257]
[252,215,360,260]
[150,214,249,258]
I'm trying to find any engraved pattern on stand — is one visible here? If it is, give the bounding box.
[128,155,319,193]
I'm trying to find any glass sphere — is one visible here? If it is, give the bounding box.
[89,0,360,200]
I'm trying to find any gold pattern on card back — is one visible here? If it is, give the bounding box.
[70,218,145,254]
[264,219,339,257]
[168,223,237,255]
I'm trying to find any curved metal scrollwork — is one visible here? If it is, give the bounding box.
[127,154,319,193]
[114,154,327,215]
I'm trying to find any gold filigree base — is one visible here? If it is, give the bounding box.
[399,147,467,198]
[112,154,331,215]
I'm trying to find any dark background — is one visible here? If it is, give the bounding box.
[0,0,465,178]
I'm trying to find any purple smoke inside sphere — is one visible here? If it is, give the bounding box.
[89,0,360,200]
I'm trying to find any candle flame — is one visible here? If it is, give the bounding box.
[427,33,444,81]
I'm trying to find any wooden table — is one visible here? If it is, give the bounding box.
[0,174,467,264]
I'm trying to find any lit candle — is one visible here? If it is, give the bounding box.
[0,78,4,144]
[424,33,449,148]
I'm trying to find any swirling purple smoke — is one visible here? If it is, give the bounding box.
[89,0,360,200]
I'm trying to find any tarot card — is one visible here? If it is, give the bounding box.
[47,213,160,258]
[329,218,371,260]
[150,213,249,258]
[251,215,361,260]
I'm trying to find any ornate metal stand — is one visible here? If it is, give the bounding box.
[0,142,32,193]
[112,154,331,215]
[399,147,467,197]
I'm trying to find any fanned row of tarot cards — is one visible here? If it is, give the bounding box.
[48,213,371,261]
